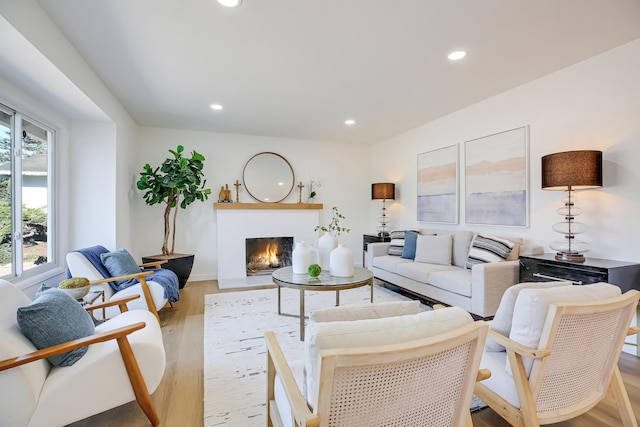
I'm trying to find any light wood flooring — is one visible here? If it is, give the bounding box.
[70,280,640,427]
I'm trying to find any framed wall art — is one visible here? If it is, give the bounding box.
[464,126,529,227]
[417,144,458,223]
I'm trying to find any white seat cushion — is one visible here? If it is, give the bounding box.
[372,255,413,273]
[428,269,473,297]
[273,359,305,427]
[480,350,521,408]
[304,306,473,407]
[396,262,459,283]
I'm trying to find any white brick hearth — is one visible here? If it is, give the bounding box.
[215,206,320,288]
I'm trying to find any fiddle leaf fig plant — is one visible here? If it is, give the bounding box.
[137,145,212,255]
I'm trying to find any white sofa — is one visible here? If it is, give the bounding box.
[365,229,543,318]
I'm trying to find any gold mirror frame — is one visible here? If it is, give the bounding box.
[243,152,295,203]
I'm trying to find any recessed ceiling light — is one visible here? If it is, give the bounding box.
[345,119,356,125]
[448,50,467,61]
[210,104,223,110]
[217,0,241,7]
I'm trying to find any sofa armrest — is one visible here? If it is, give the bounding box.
[365,242,391,269]
[470,260,520,318]
[518,244,544,256]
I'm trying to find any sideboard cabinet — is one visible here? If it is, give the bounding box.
[519,253,640,293]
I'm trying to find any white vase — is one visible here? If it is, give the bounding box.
[317,232,338,271]
[292,242,317,274]
[329,244,354,277]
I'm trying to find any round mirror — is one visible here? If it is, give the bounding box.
[243,152,294,203]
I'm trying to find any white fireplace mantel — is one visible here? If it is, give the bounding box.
[215,206,321,288]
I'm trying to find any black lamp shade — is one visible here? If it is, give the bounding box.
[541,150,602,190]
[371,183,395,200]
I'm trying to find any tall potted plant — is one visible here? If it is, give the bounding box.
[136,145,211,288]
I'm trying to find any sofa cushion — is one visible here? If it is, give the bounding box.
[465,234,515,269]
[486,281,572,351]
[396,262,459,284]
[16,289,95,367]
[304,306,473,407]
[414,234,452,266]
[508,283,621,376]
[372,255,413,273]
[310,300,421,323]
[427,269,473,297]
[401,231,420,260]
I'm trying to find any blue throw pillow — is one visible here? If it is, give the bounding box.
[17,288,95,367]
[100,246,140,285]
[401,231,419,260]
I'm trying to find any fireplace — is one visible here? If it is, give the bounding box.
[245,237,294,276]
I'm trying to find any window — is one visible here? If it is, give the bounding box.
[0,104,54,278]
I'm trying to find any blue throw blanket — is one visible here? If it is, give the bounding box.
[68,245,180,303]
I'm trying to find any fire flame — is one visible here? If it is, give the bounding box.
[254,243,279,267]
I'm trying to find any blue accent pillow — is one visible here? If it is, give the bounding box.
[17,288,95,367]
[100,246,140,285]
[401,231,419,260]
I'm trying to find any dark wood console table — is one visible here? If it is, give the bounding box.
[520,253,640,357]
[519,254,640,292]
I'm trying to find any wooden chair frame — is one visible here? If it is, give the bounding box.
[0,295,161,426]
[266,321,491,427]
[89,270,161,324]
[475,290,640,427]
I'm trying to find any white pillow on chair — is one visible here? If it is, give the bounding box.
[486,281,572,352]
[304,306,473,407]
[507,282,621,376]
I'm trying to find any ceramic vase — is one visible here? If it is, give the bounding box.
[292,242,317,274]
[317,232,338,271]
[329,244,354,277]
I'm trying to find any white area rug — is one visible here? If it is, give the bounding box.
[203,285,485,426]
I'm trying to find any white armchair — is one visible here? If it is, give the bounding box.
[266,301,490,427]
[475,283,640,427]
[66,246,177,323]
[0,280,166,427]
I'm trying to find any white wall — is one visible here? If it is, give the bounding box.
[372,38,640,264]
[135,127,371,280]
[0,0,140,255]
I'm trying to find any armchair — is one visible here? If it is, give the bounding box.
[67,245,180,323]
[266,302,490,427]
[0,280,166,427]
[475,284,640,427]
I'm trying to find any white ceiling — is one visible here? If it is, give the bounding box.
[36,0,640,144]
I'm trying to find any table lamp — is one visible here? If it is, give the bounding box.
[541,150,602,263]
[371,183,395,237]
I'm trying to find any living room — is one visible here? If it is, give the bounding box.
[1,1,640,426]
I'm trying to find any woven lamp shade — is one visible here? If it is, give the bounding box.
[371,183,395,200]
[541,150,602,190]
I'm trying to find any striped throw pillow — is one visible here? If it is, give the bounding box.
[465,234,515,269]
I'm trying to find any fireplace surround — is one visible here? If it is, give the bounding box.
[215,205,321,288]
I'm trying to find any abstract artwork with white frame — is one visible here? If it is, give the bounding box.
[464,126,529,227]
[417,144,458,223]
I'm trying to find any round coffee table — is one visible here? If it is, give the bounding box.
[272,266,374,340]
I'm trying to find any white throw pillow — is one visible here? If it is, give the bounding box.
[309,300,421,323]
[414,234,452,266]
[485,281,572,351]
[507,283,621,376]
[304,306,473,407]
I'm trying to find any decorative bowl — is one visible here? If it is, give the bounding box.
[59,285,91,300]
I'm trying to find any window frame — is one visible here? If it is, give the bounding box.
[0,102,57,281]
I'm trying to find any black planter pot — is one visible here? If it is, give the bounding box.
[142,253,195,289]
